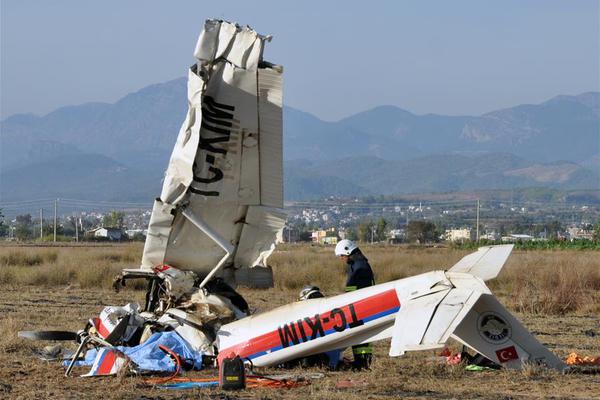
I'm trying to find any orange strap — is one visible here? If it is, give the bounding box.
[144,345,182,385]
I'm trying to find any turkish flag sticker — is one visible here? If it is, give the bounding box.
[496,345,519,363]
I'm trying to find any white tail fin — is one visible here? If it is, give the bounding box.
[448,245,514,281]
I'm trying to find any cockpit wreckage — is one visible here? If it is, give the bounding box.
[20,19,567,385]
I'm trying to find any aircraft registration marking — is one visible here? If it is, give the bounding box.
[218,288,400,363]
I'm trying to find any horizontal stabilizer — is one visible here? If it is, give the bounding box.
[451,293,566,370]
[389,288,481,356]
[448,245,514,281]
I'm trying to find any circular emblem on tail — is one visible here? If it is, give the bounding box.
[477,312,511,344]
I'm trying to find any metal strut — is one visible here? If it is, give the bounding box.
[181,207,234,289]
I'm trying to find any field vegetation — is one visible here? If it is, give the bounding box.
[0,243,598,399]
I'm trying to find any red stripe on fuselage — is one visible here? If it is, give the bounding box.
[218,288,399,364]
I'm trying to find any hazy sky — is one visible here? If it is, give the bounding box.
[1,1,599,121]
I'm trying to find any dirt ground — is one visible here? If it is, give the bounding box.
[0,245,599,399]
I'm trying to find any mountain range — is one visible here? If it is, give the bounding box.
[1,77,598,202]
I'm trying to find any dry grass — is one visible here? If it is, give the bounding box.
[0,249,58,267]
[493,250,600,315]
[0,316,33,354]
[273,244,600,315]
[0,244,142,289]
[0,243,599,399]
[1,243,598,315]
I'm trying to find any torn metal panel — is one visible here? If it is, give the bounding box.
[234,206,286,269]
[141,200,175,269]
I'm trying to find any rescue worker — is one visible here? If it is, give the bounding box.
[334,239,375,370]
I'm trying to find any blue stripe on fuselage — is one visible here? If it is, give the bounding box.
[245,305,400,360]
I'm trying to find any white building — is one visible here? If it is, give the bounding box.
[125,229,147,238]
[445,228,472,242]
[88,227,124,241]
[502,234,534,242]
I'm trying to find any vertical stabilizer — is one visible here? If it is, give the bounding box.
[448,245,514,281]
[140,20,285,287]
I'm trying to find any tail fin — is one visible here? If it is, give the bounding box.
[448,245,514,281]
[387,269,566,371]
[450,293,566,370]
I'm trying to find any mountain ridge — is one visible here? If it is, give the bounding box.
[1,78,598,201]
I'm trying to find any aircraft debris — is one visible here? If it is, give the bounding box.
[18,331,77,341]
[17,18,575,389]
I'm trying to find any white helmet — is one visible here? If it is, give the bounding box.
[335,239,358,256]
[298,285,324,301]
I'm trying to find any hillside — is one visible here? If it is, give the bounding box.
[1,78,598,201]
[284,154,599,200]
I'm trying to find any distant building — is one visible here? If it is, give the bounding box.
[311,230,327,243]
[567,227,594,241]
[321,236,338,245]
[502,234,534,242]
[480,232,500,241]
[311,229,338,244]
[387,229,405,244]
[125,229,147,238]
[445,228,472,242]
[87,227,124,241]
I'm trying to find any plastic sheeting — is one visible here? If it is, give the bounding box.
[69,331,204,373]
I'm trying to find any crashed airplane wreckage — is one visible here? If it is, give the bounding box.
[20,20,567,379]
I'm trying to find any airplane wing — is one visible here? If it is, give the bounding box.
[141,20,285,287]
[447,244,514,281]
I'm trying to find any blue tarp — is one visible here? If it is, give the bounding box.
[65,331,204,372]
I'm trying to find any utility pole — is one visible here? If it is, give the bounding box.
[40,209,43,240]
[53,199,58,243]
[476,199,480,242]
[75,214,79,242]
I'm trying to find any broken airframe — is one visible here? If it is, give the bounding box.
[20,19,567,379]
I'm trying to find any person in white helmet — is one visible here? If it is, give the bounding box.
[334,239,375,370]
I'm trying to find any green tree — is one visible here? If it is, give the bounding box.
[15,214,33,241]
[593,219,600,241]
[376,218,388,241]
[406,221,439,244]
[345,228,358,241]
[0,209,7,237]
[103,211,125,228]
[357,221,374,243]
[298,231,312,242]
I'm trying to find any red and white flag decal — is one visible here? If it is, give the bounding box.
[82,349,128,377]
[495,345,518,363]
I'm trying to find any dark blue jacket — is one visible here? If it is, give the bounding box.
[345,251,375,291]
